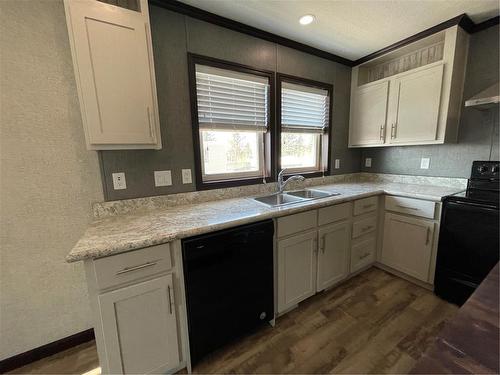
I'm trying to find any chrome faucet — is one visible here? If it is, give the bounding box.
[277,169,305,193]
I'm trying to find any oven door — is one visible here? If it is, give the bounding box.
[435,199,499,305]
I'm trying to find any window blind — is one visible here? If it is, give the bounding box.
[195,65,269,131]
[281,82,329,133]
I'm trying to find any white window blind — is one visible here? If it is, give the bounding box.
[195,65,269,131]
[281,82,329,133]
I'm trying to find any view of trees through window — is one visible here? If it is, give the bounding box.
[281,132,319,170]
[201,130,261,177]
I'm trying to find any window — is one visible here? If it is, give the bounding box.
[189,55,274,188]
[279,77,332,175]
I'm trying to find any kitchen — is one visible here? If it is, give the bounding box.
[1,0,499,374]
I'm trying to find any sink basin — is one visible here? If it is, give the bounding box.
[287,189,340,199]
[254,193,305,207]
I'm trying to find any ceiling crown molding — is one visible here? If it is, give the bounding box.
[150,1,499,68]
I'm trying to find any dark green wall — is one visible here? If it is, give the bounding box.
[99,6,359,200]
[360,25,500,178]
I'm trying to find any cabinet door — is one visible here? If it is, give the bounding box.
[349,81,389,146]
[388,63,444,144]
[351,237,376,274]
[317,222,350,291]
[381,213,434,282]
[99,275,180,374]
[64,0,161,149]
[277,230,317,313]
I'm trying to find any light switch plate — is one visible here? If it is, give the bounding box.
[112,172,127,190]
[182,169,192,184]
[420,158,430,169]
[334,159,340,169]
[365,158,372,168]
[154,170,172,187]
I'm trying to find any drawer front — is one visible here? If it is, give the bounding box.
[94,243,172,290]
[351,237,376,273]
[277,210,317,238]
[352,216,377,239]
[353,196,378,216]
[318,203,351,226]
[385,196,436,219]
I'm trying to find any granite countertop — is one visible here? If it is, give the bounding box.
[411,263,500,374]
[67,180,463,262]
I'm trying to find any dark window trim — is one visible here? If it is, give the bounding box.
[276,73,333,178]
[187,53,276,191]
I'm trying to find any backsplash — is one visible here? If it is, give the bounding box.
[93,172,467,219]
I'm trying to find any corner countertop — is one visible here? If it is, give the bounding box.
[67,180,463,262]
[411,262,500,374]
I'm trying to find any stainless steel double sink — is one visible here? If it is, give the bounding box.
[254,189,340,207]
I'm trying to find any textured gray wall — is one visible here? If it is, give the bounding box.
[100,6,358,201]
[360,25,500,178]
[1,0,104,359]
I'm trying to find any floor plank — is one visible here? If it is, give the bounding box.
[7,268,457,374]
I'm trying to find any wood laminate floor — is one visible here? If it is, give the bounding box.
[8,268,457,374]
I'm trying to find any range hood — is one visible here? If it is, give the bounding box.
[465,83,499,110]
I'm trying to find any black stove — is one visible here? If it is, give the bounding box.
[434,161,499,306]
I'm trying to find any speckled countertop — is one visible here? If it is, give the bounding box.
[67,179,464,262]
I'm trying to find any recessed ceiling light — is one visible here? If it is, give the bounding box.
[299,14,315,25]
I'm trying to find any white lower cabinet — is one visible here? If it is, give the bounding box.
[277,230,318,313]
[381,213,435,282]
[99,274,180,374]
[317,222,350,291]
[351,237,376,273]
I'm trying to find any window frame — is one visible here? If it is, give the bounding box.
[277,73,333,178]
[188,53,276,190]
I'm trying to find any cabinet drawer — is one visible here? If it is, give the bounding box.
[385,196,436,219]
[352,216,377,239]
[318,203,351,226]
[94,243,172,290]
[277,210,317,238]
[351,237,376,273]
[353,196,378,216]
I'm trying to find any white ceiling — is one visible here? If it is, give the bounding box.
[178,0,499,61]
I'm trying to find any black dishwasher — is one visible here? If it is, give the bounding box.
[182,220,274,365]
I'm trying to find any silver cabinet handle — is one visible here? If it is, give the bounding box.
[146,106,154,139]
[320,235,326,253]
[116,261,157,275]
[363,204,374,209]
[362,225,373,232]
[167,285,173,314]
[391,123,396,139]
[426,227,431,245]
[396,205,419,211]
[379,125,385,140]
[359,252,371,260]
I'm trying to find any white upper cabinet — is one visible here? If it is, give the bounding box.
[388,63,444,144]
[349,81,389,146]
[349,26,469,148]
[64,0,162,150]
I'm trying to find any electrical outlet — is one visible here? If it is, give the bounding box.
[334,159,340,169]
[154,170,172,187]
[420,157,430,169]
[365,158,372,168]
[182,169,192,184]
[112,172,127,190]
